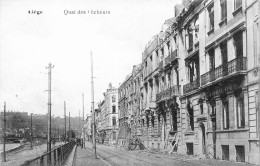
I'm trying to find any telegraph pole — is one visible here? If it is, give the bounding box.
[64,101,66,143]
[69,112,71,142]
[82,93,85,148]
[2,102,6,162]
[30,113,33,149]
[91,51,97,158]
[46,63,54,163]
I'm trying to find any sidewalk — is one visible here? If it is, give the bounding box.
[74,146,107,166]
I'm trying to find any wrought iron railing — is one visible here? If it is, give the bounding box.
[201,57,247,86]
[183,79,200,94]
[156,85,180,102]
[22,141,76,166]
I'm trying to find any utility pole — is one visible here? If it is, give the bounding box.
[30,113,33,149]
[64,101,66,143]
[69,112,71,142]
[82,93,85,148]
[2,102,6,162]
[91,51,97,158]
[46,63,54,164]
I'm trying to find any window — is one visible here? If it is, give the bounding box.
[223,100,229,129]
[112,105,116,114]
[112,117,116,126]
[209,49,215,71]
[233,31,243,58]
[200,103,203,114]
[237,98,245,128]
[161,48,164,57]
[194,23,199,44]
[188,25,193,49]
[150,82,153,102]
[234,0,242,10]
[156,50,159,66]
[220,41,228,76]
[236,145,245,162]
[208,3,214,32]
[220,0,227,21]
[222,145,229,160]
[187,60,199,83]
[167,41,171,55]
[172,110,177,131]
[187,143,194,155]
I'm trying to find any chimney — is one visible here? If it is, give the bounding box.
[174,4,183,17]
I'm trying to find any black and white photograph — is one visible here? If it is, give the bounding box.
[0,0,260,165]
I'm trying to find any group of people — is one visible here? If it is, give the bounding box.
[76,137,84,148]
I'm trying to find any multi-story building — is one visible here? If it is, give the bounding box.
[118,65,143,147]
[118,74,132,146]
[98,83,119,145]
[117,0,260,164]
[85,114,92,141]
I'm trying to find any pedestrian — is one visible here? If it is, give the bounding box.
[81,138,83,148]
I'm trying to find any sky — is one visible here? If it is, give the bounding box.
[0,0,182,117]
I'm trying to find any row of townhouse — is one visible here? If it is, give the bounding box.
[117,0,260,164]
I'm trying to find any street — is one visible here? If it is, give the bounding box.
[81,142,253,166]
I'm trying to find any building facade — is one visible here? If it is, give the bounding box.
[117,0,260,164]
[117,65,143,147]
[98,84,119,145]
[85,114,92,141]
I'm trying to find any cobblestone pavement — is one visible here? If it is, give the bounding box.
[83,141,256,166]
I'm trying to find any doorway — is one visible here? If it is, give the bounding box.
[199,123,206,155]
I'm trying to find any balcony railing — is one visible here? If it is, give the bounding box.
[156,85,180,102]
[201,57,247,86]
[183,79,200,95]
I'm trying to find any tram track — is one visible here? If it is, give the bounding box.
[88,144,209,166]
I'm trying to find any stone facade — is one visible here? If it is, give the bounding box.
[117,0,260,164]
[98,84,119,145]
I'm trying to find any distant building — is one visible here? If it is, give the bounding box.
[85,115,92,141]
[98,83,119,145]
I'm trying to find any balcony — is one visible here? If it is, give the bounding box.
[201,57,247,86]
[183,79,200,95]
[156,85,180,102]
